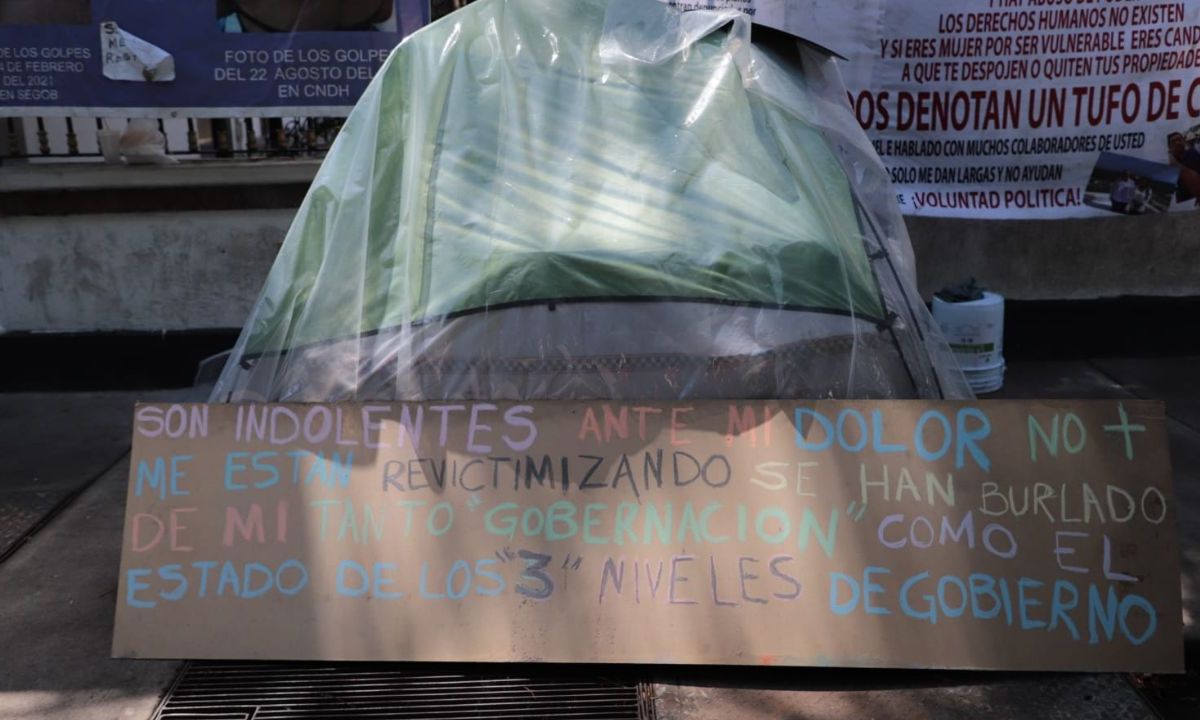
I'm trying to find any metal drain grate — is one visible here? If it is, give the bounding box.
[152,662,656,720]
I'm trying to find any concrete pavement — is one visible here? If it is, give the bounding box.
[0,392,152,560]
[0,456,179,720]
[0,390,183,720]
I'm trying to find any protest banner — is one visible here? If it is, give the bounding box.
[841,0,1200,218]
[11,1,1200,218]
[114,400,1182,671]
[678,0,1200,218]
[0,0,425,116]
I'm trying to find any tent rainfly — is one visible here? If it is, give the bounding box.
[212,0,971,403]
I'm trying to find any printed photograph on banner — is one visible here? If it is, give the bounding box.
[0,0,92,25]
[1167,126,1200,204]
[216,0,399,33]
[1085,153,1178,216]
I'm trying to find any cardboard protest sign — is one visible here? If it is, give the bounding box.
[114,400,1182,671]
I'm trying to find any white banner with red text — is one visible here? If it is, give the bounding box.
[672,0,1200,219]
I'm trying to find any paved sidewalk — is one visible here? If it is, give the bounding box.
[0,457,179,720]
[0,390,184,720]
[0,392,150,559]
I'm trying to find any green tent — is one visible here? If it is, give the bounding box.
[214,0,968,402]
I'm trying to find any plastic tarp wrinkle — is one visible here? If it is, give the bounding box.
[213,0,970,403]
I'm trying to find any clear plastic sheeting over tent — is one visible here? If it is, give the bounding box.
[212,0,971,403]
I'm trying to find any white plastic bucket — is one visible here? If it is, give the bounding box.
[962,361,1005,394]
[933,291,1005,394]
[932,292,1005,369]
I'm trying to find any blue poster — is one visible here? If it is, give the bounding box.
[0,0,430,116]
